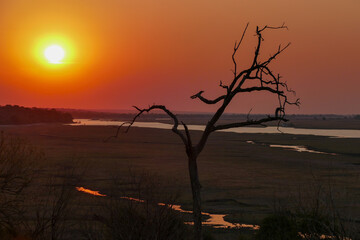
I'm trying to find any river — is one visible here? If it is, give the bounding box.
[71,119,360,139]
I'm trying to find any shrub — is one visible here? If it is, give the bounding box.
[0,133,41,237]
[256,213,300,240]
[82,170,191,240]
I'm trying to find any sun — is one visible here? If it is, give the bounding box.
[44,45,65,64]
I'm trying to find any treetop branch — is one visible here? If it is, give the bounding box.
[190,91,226,105]
[130,105,189,148]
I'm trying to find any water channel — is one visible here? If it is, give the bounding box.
[71,119,360,139]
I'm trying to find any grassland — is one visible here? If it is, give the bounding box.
[1,123,359,239]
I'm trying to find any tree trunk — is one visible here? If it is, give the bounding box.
[188,154,202,240]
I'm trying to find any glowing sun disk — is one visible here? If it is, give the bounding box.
[44,45,65,64]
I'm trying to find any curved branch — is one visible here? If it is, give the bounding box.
[190,91,226,104]
[128,105,189,147]
[219,80,229,91]
[258,23,288,33]
[103,122,131,142]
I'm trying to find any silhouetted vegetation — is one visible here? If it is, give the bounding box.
[0,133,42,239]
[0,124,359,239]
[82,171,190,240]
[0,133,189,239]
[256,214,299,240]
[115,23,299,239]
[0,105,73,125]
[256,179,360,240]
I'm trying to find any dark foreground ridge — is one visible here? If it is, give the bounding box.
[0,105,73,124]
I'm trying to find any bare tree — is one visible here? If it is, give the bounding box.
[111,23,299,240]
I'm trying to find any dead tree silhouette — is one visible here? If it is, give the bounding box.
[111,23,299,240]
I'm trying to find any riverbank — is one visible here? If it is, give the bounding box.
[1,124,359,239]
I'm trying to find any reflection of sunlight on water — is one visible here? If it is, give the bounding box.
[162,203,259,229]
[126,198,260,230]
[71,119,360,138]
[269,144,337,155]
[120,196,145,203]
[245,141,337,155]
[76,187,106,196]
[201,213,259,230]
[75,187,352,239]
[298,232,352,240]
[76,187,259,229]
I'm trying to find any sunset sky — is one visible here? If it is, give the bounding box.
[0,0,359,114]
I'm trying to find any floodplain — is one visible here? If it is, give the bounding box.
[1,115,359,239]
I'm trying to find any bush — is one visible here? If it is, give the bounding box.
[82,171,191,240]
[0,133,41,237]
[203,231,216,240]
[259,179,360,240]
[256,213,300,240]
[0,133,81,240]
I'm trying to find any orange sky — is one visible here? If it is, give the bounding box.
[0,0,359,114]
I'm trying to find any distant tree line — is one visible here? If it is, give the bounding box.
[0,105,73,124]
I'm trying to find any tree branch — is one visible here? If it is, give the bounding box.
[232,22,249,78]
[128,105,189,148]
[103,122,132,142]
[213,116,288,131]
[261,42,291,67]
[190,91,226,104]
[219,80,229,91]
[235,86,284,95]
